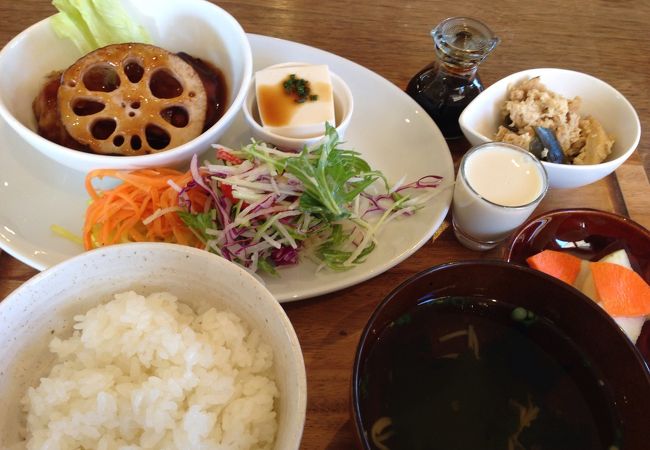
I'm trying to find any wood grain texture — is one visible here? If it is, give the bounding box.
[0,1,649,449]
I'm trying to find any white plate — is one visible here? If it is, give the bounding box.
[0,34,453,302]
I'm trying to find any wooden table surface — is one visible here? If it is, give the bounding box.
[1,1,649,448]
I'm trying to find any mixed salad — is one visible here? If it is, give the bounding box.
[84,125,444,275]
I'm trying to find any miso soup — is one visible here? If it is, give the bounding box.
[358,296,621,450]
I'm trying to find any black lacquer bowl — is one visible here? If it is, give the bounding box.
[504,208,650,361]
[351,261,650,450]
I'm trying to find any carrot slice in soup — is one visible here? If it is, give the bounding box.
[526,249,582,285]
[591,261,650,317]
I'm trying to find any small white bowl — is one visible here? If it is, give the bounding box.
[242,62,354,150]
[0,242,306,449]
[458,68,641,189]
[0,0,252,173]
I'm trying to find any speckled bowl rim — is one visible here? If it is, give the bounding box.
[0,242,306,450]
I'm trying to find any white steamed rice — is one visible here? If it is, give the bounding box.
[21,291,278,450]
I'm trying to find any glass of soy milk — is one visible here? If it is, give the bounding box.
[452,142,548,250]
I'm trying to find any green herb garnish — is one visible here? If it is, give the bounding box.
[285,124,386,222]
[511,307,537,326]
[177,211,213,243]
[283,74,318,103]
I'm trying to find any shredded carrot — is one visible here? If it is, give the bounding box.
[83,168,209,250]
[526,249,582,285]
[591,261,650,317]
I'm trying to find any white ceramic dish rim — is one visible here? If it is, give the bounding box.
[0,242,307,449]
[458,67,641,172]
[0,33,455,303]
[0,0,253,169]
[242,62,354,145]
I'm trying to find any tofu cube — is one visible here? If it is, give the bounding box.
[255,64,335,138]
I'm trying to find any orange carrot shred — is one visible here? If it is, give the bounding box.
[526,249,582,285]
[591,261,650,317]
[83,168,209,251]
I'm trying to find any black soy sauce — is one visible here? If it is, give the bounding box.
[406,17,499,141]
[406,64,483,139]
[358,296,621,450]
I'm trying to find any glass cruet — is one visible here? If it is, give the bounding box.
[406,17,499,140]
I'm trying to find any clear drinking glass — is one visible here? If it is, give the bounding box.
[452,142,548,251]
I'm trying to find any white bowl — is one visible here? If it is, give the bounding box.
[242,62,353,150]
[459,68,641,189]
[0,0,252,173]
[0,242,306,449]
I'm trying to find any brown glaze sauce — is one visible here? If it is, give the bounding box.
[177,52,227,130]
[32,72,87,151]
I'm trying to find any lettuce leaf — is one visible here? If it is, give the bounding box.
[50,0,151,54]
